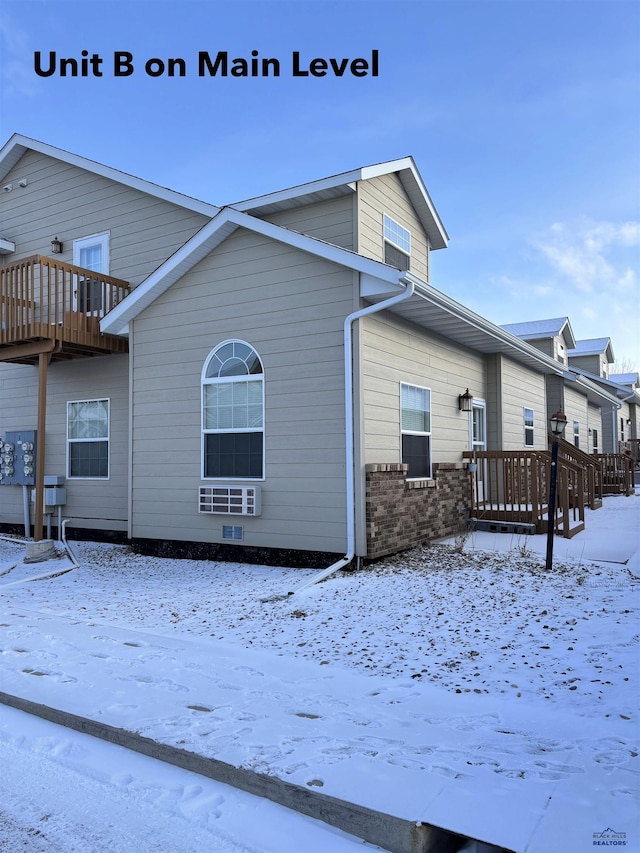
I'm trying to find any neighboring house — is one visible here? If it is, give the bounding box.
[567,342,640,454]
[0,135,633,565]
[502,321,623,455]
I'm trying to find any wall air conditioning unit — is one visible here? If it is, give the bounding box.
[199,485,261,516]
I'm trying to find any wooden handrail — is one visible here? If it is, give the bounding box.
[592,453,634,496]
[551,435,603,509]
[463,449,585,538]
[0,254,130,352]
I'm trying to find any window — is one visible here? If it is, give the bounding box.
[620,417,625,442]
[401,383,431,478]
[592,429,599,454]
[524,408,534,447]
[573,421,580,449]
[202,341,264,479]
[383,214,411,271]
[67,399,109,478]
[73,233,109,316]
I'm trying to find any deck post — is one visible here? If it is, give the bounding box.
[546,411,567,570]
[34,350,49,542]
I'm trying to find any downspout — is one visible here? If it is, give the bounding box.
[289,277,415,595]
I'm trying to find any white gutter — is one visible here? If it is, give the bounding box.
[289,278,415,595]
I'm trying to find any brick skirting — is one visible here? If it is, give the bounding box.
[365,462,471,559]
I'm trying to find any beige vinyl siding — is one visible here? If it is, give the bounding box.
[499,356,547,450]
[357,173,430,281]
[0,149,209,285]
[587,403,602,453]
[129,228,353,554]
[263,195,355,250]
[360,313,484,465]
[0,356,129,531]
[563,385,589,449]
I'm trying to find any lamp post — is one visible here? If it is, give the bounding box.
[546,410,568,571]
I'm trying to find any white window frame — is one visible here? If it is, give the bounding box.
[573,421,580,449]
[72,232,110,316]
[201,340,265,481]
[470,399,487,452]
[66,398,110,480]
[524,407,535,447]
[400,382,431,479]
[383,214,411,270]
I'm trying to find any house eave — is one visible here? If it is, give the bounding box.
[0,134,220,218]
[232,156,449,251]
[367,273,572,377]
[101,208,405,336]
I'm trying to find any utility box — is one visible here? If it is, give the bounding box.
[0,430,37,486]
[31,476,67,509]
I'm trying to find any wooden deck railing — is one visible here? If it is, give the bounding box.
[463,449,585,538]
[620,439,640,467]
[593,453,634,496]
[0,254,130,357]
[552,435,603,510]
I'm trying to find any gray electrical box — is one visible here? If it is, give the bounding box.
[0,430,37,486]
[31,475,67,509]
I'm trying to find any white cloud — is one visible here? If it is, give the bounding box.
[532,217,640,295]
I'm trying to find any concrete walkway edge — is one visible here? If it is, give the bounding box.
[0,691,509,853]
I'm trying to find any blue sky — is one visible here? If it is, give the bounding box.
[1,0,639,369]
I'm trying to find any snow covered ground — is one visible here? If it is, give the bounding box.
[0,491,638,852]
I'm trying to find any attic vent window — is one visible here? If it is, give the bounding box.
[383,215,411,271]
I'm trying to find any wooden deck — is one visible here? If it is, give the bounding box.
[463,446,635,539]
[463,449,585,538]
[0,255,130,364]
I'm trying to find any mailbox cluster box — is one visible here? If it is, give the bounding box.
[0,430,37,486]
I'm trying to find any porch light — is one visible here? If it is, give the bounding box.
[50,236,63,254]
[458,389,473,412]
[549,411,567,437]
[626,418,632,426]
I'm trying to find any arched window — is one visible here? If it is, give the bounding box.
[202,341,264,479]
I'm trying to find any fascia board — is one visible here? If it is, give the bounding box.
[231,172,360,212]
[231,159,418,211]
[570,374,622,407]
[0,134,219,217]
[102,208,403,335]
[233,156,449,250]
[405,274,569,377]
[571,368,640,404]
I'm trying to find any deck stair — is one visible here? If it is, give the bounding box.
[463,449,585,539]
[552,436,603,510]
[592,452,634,496]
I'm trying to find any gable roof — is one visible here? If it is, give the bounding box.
[0,134,219,218]
[100,206,406,336]
[568,338,615,363]
[231,156,449,251]
[500,317,576,349]
[609,372,639,388]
